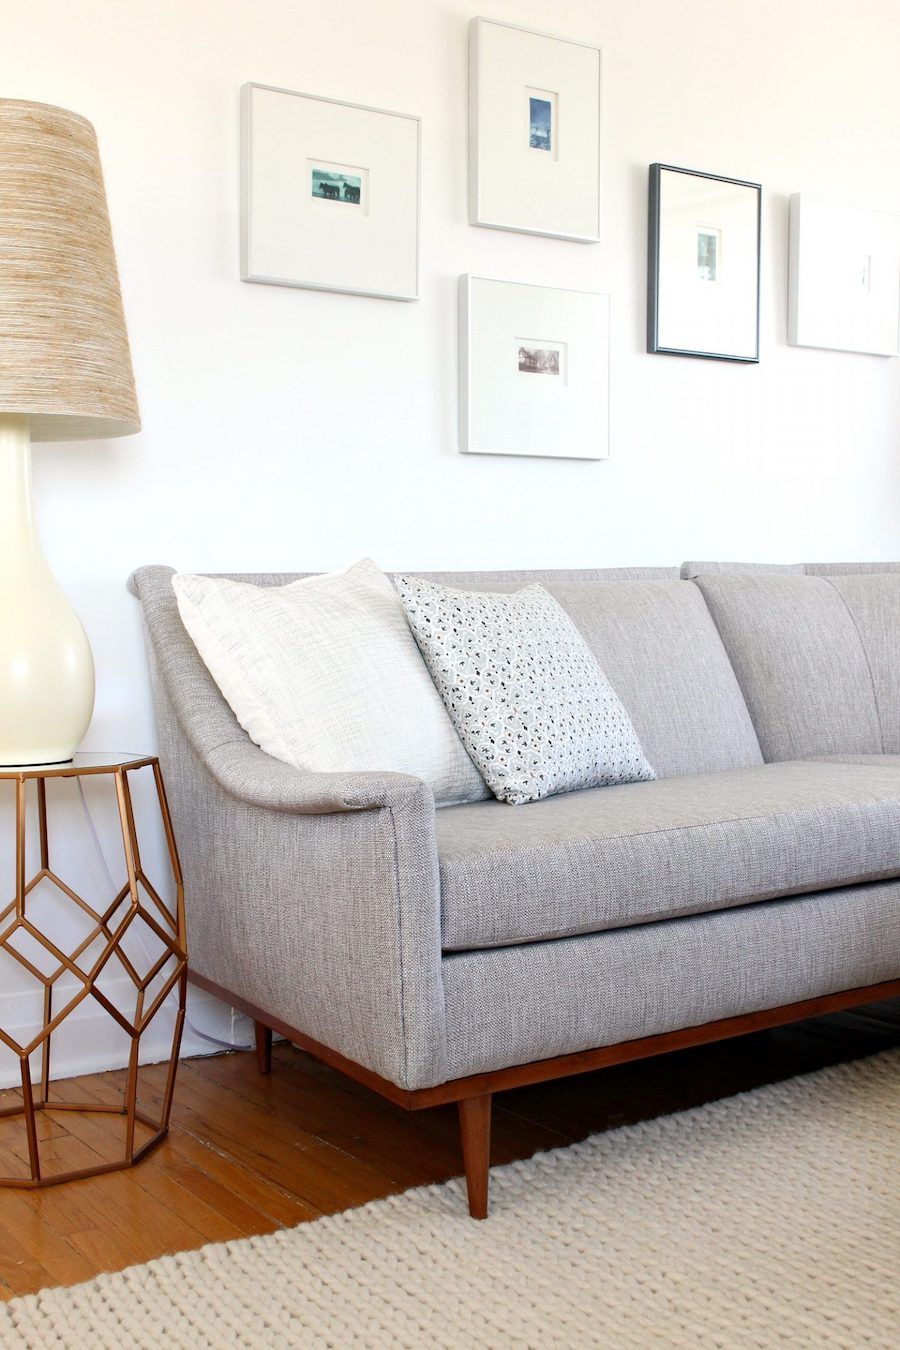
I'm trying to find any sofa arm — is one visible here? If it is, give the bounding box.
[131,561,449,1090]
[161,728,448,1091]
[204,737,433,816]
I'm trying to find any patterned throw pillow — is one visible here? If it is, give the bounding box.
[394,576,656,805]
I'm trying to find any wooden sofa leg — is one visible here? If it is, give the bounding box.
[254,1022,273,1075]
[458,1094,492,1219]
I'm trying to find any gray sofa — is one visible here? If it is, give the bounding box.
[130,559,900,1218]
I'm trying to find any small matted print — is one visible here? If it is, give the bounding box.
[527,92,554,153]
[647,163,761,361]
[469,19,602,241]
[518,344,558,374]
[241,83,420,301]
[696,228,720,282]
[460,275,609,460]
[311,166,364,205]
[517,341,565,379]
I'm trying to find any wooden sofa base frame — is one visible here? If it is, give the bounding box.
[189,971,900,1219]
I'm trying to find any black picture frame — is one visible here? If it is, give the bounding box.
[647,163,762,362]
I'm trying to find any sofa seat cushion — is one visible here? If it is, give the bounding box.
[436,760,900,951]
[811,754,900,768]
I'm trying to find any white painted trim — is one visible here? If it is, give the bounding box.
[0,982,238,1089]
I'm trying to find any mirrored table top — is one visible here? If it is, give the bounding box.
[0,751,154,780]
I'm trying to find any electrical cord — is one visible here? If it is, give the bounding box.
[76,778,252,1053]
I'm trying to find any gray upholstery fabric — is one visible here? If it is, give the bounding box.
[441,880,900,1078]
[805,561,900,575]
[684,564,900,759]
[681,561,805,578]
[692,574,883,761]
[144,565,681,591]
[812,754,900,768]
[538,579,761,777]
[132,571,449,1091]
[436,761,900,950]
[824,574,900,753]
[684,559,900,578]
[205,738,428,814]
[414,566,680,586]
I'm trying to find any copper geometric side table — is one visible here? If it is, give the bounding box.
[0,753,187,1188]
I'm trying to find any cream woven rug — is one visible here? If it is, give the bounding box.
[1,1050,897,1349]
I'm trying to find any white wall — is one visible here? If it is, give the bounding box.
[3,0,900,1083]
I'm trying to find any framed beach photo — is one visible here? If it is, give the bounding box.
[788,194,900,356]
[468,18,602,242]
[240,83,420,301]
[459,275,610,459]
[648,164,761,361]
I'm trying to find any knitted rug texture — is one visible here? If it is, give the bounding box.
[1,1049,897,1349]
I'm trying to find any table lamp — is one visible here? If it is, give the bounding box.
[0,99,139,766]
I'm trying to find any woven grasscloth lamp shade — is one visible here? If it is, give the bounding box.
[0,99,139,765]
[0,100,139,439]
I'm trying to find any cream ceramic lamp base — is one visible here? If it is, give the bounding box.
[0,414,95,765]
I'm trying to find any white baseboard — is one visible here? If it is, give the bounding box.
[0,980,255,1089]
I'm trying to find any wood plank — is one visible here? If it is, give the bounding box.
[0,1192,93,1293]
[153,1159,284,1238]
[63,1070,322,1228]
[74,1062,390,1217]
[124,1158,245,1246]
[0,1227,57,1299]
[142,1125,322,1229]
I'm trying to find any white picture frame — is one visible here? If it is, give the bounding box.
[468,18,602,243]
[459,275,610,460]
[788,194,900,356]
[241,82,420,301]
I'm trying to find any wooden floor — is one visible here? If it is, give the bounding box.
[0,999,897,1301]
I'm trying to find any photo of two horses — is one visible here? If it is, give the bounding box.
[311,168,362,204]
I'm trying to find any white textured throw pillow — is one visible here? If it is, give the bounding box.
[395,576,656,805]
[173,560,487,805]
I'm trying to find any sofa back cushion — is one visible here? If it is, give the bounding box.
[692,573,886,760]
[823,573,900,752]
[404,571,761,778]
[682,560,805,578]
[154,561,766,780]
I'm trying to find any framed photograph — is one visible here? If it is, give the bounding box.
[788,194,900,356]
[459,275,610,459]
[648,164,761,361]
[241,82,420,301]
[468,18,602,243]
